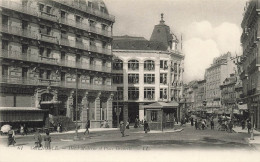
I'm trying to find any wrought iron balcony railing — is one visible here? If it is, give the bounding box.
[0,50,112,73]
[0,76,116,91]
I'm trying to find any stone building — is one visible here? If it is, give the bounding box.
[112,14,184,126]
[0,0,115,128]
[240,0,260,130]
[205,52,236,113]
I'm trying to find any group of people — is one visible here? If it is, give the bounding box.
[241,119,252,134]
[33,129,52,149]
[119,119,150,137]
[193,118,209,130]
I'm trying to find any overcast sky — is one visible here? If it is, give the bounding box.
[104,0,247,83]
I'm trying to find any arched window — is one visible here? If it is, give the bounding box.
[128,60,139,70]
[144,60,155,71]
[112,59,123,70]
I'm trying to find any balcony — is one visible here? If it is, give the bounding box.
[89,45,111,55]
[0,76,116,91]
[1,25,38,40]
[59,18,87,31]
[39,11,58,22]
[39,33,58,44]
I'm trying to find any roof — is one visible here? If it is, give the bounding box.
[143,101,179,109]
[0,107,47,111]
[113,35,147,41]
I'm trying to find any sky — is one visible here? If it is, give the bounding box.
[103,0,247,83]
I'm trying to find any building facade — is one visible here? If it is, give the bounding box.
[205,52,236,112]
[240,0,260,130]
[196,80,206,111]
[0,0,115,128]
[112,14,184,126]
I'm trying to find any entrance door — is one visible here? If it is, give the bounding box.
[128,102,139,123]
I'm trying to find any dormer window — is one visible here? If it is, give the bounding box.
[100,6,105,13]
[88,1,93,8]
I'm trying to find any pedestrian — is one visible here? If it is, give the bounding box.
[34,129,42,148]
[84,120,90,135]
[134,117,138,128]
[20,124,25,136]
[241,120,245,130]
[8,126,16,146]
[201,120,205,130]
[144,121,149,133]
[195,119,198,130]
[210,119,214,130]
[247,121,252,134]
[44,131,51,149]
[228,120,233,133]
[191,117,194,126]
[126,121,130,129]
[24,124,28,135]
[120,121,125,137]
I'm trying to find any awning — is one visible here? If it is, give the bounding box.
[40,101,61,104]
[238,104,248,110]
[143,101,179,109]
[0,107,46,122]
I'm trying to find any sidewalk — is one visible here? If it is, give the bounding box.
[133,128,183,134]
[233,126,260,150]
[0,128,119,139]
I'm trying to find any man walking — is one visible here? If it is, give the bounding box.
[247,121,252,134]
[210,119,214,130]
[120,121,125,137]
[84,120,90,135]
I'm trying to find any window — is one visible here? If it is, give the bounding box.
[76,34,82,42]
[39,3,44,12]
[160,88,167,99]
[144,74,155,84]
[90,38,95,46]
[46,6,52,14]
[128,60,139,70]
[88,1,93,8]
[39,69,44,78]
[144,60,155,71]
[102,42,107,48]
[144,88,155,100]
[22,67,28,78]
[22,44,28,54]
[39,47,44,57]
[75,15,81,23]
[128,74,139,84]
[89,20,95,27]
[160,60,168,69]
[46,26,51,35]
[61,30,67,39]
[46,70,51,79]
[61,10,66,19]
[112,74,123,84]
[151,111,157,122]
[22,21,28,29]
[113,59,123,70]
[90,57,94,65]
[100,6,105,13]
[102,24,107,31]
[46,49,51,58]
[115,87,123,100]
[160,73,167,84]
[2,40,8,50]
[2,65,8,76]
[102,60,106,66]
[128,87,139,100]
[2,15,8,26]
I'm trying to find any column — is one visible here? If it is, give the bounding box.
[66,91,74,118]
[81,92,89,128]
[34,88,41,108]
[123,102,128,124]
[139,103,144,121]
[107,93,113,127]
[95,92,101,121]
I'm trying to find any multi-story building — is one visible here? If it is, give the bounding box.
[0,0,115,128]
[112,14,184,126]
[196,79,206,111]
[184,80,197,112]
[240,0,260,130]
[205,52,236,112]
[220,74,238,117]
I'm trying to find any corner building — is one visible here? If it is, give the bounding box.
[0,0,115,128]
[112,15,184,126]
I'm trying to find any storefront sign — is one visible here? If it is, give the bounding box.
[0,87,34,94]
